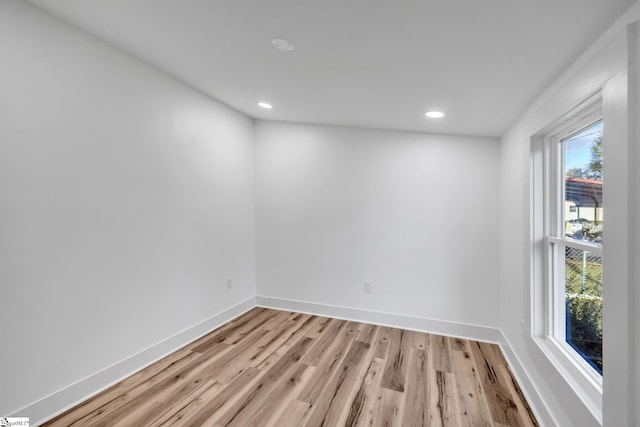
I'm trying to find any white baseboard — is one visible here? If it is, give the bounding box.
[18,296,256,427]
[256,295,503,344]
[497,331,557,427]
[20,295,553,427]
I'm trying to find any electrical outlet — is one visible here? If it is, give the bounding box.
[364,281,373,293]
[226,277,233,289]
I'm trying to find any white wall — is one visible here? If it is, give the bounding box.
[255,120,500,328]
[634,22,640,427]
[499,5,640,425]
[0,0,255,419]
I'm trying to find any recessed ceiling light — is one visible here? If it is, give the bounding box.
[425,111,445,119]
[258,102,272,109]
[272,38,295,52]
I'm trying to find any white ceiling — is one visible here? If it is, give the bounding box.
[27,0,635,137]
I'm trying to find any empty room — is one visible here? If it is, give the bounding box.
[2,0,640,426]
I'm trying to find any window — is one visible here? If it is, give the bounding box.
[551,120,603,374]
[530,97,604,415]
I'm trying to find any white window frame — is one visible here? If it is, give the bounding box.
[530,94,603,420]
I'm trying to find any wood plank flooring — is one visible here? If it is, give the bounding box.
[44,308,538,427]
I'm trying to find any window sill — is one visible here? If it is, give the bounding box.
[533,335,602,424]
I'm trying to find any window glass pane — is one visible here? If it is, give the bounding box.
[564,246,603,373]
[562,120,603,374]
[563,121,603,243]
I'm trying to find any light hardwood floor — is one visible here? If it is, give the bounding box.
[44,307,538,426]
